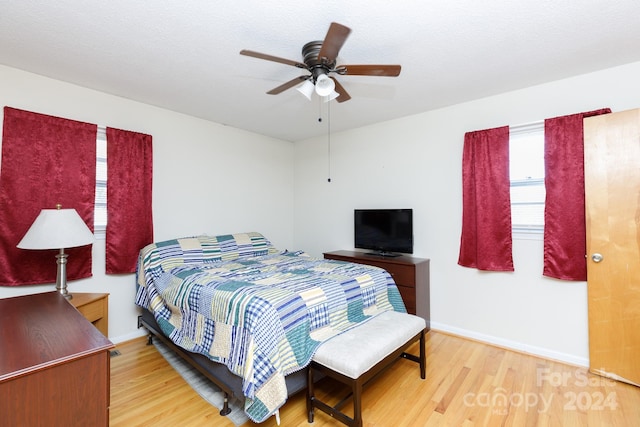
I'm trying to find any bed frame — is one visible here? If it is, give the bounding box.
[137,309,311,417]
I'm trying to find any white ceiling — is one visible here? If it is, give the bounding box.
[1,1,640,142]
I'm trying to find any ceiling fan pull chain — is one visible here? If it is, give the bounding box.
[327,100,331,183]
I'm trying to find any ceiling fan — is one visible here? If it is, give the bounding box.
[240,22,401,103]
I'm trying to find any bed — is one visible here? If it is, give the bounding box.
[135,232,407,423]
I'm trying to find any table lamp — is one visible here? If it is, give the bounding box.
[17,204,94,299]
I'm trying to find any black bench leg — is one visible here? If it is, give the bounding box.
[353,380,364,427]
[419,329,426,379]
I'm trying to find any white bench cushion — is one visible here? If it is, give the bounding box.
[312,311,425,379]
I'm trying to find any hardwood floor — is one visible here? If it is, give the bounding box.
[110,331,640,426]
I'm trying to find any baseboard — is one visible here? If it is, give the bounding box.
[109,328,148,345]
[430,321,589,368]
[110,323,590,366]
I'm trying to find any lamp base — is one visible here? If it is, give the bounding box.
[55,251,73,300]
[56,287,73,300]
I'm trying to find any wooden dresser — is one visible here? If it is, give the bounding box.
[324,250,430,329]
[0,292,114,426]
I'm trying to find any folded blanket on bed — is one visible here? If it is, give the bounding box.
[135,233,406,423]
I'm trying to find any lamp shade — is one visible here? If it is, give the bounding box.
[296,79,315,100]
[315,74,335,97]
[17,208,94,250]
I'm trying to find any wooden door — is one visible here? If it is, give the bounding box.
[584,108,640,386]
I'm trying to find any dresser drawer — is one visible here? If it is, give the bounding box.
[71,293,109,336]
[340,257,415,287]
[76,299,104,323]
[382,264,415,287]
[397,284,416,314]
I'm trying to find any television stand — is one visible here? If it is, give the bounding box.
[323,250,430,329]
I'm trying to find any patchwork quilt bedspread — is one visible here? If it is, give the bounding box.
[136,249,406,422]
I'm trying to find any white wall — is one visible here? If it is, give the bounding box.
[3,61,639,365]
[293,61,640,366]
[0,65,295,343]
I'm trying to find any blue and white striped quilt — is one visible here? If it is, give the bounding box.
[136,248,406,422]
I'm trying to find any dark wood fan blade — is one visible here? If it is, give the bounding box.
[266,76,308,95]
[340,64,401,77]
[318,22,351,63]
[330,77,351,103]
[240,50,306,68]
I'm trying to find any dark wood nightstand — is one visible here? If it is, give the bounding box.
[70,292,109,337]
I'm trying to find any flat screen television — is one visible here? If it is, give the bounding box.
[354,208,413,256]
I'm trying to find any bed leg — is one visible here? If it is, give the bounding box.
[146,334,154,345]
[219,393,232,416]
[307,366,315,423]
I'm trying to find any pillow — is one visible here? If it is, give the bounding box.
[214,232,277,260]
[137,231,277,284]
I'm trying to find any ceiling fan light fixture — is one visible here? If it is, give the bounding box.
[296,80,315,101]
[324,90,339,102]
[241,22,402,103]
[296,79,315,100]
[315,74,335,97]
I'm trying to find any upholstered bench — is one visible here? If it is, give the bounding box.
[306,311,426,427]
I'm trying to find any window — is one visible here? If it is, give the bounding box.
[509,122,545,234]
[94,126,107,237]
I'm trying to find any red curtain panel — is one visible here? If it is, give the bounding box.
[458,126,514,271]
[543,108,611,281]
[105,127,153,274]
[0,107,96,286]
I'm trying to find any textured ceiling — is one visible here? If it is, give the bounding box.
[1,1,640,142]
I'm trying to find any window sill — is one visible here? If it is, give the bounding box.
[512,230,543,241]
[94,227,106,240]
